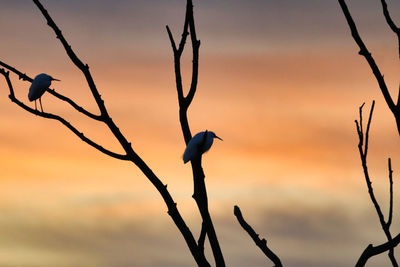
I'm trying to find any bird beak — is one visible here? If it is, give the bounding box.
[215,135,223,141]
[52,78,61,81]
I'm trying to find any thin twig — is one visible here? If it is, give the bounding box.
[364,100,375,156]
[234,206,282,267]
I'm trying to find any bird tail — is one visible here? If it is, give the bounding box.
[182,153,189,164]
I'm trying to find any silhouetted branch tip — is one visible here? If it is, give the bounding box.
[166,25,177,52]
[234,205,282,267]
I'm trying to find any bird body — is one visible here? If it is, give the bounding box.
[28,73,60,112]
[183,130,222,163]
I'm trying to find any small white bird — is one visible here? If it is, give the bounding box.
[183,130,223,164]
[28,73,60,112]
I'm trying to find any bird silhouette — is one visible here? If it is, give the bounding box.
[183,130,223,163]
[28,73,60,112]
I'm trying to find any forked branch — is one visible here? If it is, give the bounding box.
[166,1,225,266]
[32,0,108,117]
[355,101,398,266]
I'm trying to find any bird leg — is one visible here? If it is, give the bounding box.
[39,98,44,112]
[34,100,37,111]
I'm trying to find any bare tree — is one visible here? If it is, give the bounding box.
[0,0,216,265]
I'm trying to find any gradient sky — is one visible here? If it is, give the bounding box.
[1,0,400,266]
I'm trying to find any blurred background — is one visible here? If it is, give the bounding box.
[1,0,400,266]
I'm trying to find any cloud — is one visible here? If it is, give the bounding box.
[0,195,396,267]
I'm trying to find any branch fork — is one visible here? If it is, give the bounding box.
[355,101,400,266]
[0,1,211,266]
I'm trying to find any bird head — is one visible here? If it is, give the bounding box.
[49,76,60,82]
[210,131,223,141]
[36,73,61,83]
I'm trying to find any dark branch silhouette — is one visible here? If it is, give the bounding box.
[166,1,225,265]
[0,60,101,120]
[388,158,394,228]
[0,68,125,160]
[339,1,400,264]
[379,0,400,58]
[357,234,400,267]
[0,1,212,265]
[198,222,207,254]
[234,205,282,267]
[355,101,398,266]
[338,0,400,135]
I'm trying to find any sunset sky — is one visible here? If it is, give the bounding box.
[1,0,400,266]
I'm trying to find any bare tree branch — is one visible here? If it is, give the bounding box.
[380,0,400,58]
[32,1,133,159]
[355,101,398,266]
[364,100,374,156]
[234,205,282,267]
[32,0,108,117]
[166,5,191,143]
[338,0,400,135]
[0,60,101,120]
[0,68,126,160]
[30,0,141,165]
[357,233,400,267]
[166,1,225,265]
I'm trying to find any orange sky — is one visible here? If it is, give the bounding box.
[1,0,400,266]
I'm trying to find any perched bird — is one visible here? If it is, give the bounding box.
[183,130,223,163]
[28,73,60,112]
